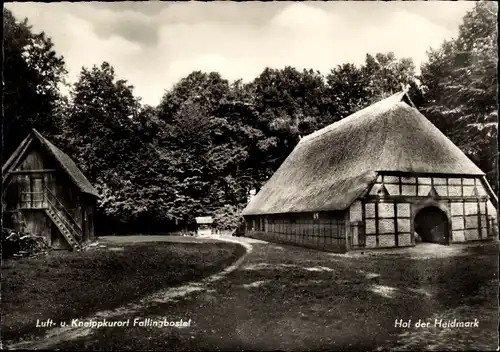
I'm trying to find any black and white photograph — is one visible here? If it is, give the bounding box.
[1,1,499,350]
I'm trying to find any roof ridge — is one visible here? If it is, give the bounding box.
[299,91,406,145]
[2,134,33,175]
[3,130,99,197]
[242,89,487,215]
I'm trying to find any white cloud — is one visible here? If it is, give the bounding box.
[58,14,143,92]
[6,2,473,106]
[360,9,457,70]
[271,2,337,30]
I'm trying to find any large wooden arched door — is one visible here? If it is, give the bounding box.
[414,206,450,245]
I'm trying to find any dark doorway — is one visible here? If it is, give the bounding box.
[414,206,450,245]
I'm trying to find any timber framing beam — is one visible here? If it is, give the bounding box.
[10,169,57,174]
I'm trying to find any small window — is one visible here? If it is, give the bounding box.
[31,178,44,208]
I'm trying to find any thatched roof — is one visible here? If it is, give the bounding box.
[242,91,485,216]
[2,129,99,197]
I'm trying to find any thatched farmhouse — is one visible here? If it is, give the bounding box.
[2,129,98,250]
[242,91,498,253]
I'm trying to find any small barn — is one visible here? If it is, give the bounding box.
[242,91,499,253]
[2,129,99,251]
[195,216,213,236]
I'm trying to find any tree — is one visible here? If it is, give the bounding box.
[157,71,231,123]
[325,63,369,118]
[64,62,141,180]
[362,53,416,102]
[61,62,160,230]
[325,53,417,121]
[3,9,68,161]
[156,72,268,224]
[159,91,255,222]
[248,67,332,186]
[419,1,498,191]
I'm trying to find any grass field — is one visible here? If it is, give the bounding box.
[1,239,245,344]
[49,240,499,351]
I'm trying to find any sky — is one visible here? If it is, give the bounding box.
[6,1,476,106]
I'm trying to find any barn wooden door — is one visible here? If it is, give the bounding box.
[414,206,450,245]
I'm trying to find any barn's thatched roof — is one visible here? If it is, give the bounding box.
[242,91,486,216]
[2,129,99,197]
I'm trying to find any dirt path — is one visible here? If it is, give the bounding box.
[6,236,258,350]
[8,239,498,351]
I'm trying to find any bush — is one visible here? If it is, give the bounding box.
[213,204,243,231]
[233,217,246,237]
